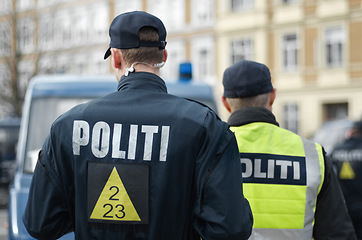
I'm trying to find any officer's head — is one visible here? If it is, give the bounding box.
[104,11,167,80]
[221,60,276,113]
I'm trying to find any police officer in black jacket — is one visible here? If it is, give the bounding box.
[331,121,362,239]
[22,11,253,240]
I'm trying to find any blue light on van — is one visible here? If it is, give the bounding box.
[179,62,192,82]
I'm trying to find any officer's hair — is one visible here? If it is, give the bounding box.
[120,27,164,66]
[226,92,270,110]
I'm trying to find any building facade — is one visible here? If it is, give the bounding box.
[0,0,216,118]
[216,0,362,138]
[1,0,362,138]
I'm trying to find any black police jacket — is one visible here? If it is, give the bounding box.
[23,72,253,240]
[331,136,362,237]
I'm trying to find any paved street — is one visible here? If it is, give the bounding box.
[0,209,8,240]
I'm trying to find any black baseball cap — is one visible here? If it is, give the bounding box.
[104,11,167,59]
[223,60,273,98]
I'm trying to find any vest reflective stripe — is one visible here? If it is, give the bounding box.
[231,123,325,240]
[301,137,322,238]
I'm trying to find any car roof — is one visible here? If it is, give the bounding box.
[166,80,214,100]
[29,75,117,98]
[29,75,215,100]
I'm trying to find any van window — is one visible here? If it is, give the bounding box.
[0,127,19,162]
[23,97,91,173]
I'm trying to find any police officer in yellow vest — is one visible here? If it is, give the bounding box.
[221,60,356,239]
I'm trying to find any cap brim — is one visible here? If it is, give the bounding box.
[104,47,111,60]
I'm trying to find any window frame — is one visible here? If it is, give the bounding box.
[230,38,254,64]
[324,26,344,68]
[283,103,299,134]
[230,0,253,12]
[281,33,298,72]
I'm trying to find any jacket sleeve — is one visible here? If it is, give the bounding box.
[22,134,73,239]
[193,111,253,240]
[313,151,357,240]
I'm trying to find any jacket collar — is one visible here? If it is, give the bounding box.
[227,107,279,127]
[117,72,167,93]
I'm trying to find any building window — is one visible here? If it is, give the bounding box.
[53,12,68,49]
[114,0,142,17]
[73,54,88,74]
[282,0,297,4]
[16,0,34,11]
[90,3,108,43]
[198,49,209,77]
[231,38,253,64]
[192,0,214,25]
[18,60,34,91]
[17,18,34,53]
[191,36,214,82]
[283,103,299,134]
[0,23,10,56]
[39,55,54,74]
[91,50,108,75]
[0,0,11,14]
[55,54,70,74]
[72,7,88,46]
[325,26,344,68]
[38,15,54,50]
[148,0,185,30]
[282,33,298,71]
[0,64,10,83]
[231,0,253,12]
[323,103,348,121]
[160,40,186,80]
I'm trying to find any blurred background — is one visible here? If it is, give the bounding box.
[1,0,362,138]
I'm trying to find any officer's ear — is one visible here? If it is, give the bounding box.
[269,88,276,107]
[222,96,232,113]
[162,49,168,63]
[111,48,122,70]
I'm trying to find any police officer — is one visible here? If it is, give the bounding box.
[331,121,362,239]
[221,60,356,239]
[22,11,253,240]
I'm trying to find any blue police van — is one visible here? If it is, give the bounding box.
[8,74,217,240]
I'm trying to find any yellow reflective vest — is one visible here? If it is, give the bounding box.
[231,122,325,239]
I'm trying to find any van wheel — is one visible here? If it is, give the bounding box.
[0,188,9,207]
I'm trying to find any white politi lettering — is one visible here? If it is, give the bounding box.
[142,125,158,161]
[127,124,138,160]
[159,126,170,162]
[333,149,362,162]
[240,158,301,180]
[92,121,110,158]
[276,160,292,179]
[72,120,169,161]
[73,120,90,155]
[112,124,125,159]
[254,159,266,178]
[241,158,253,178]
[267,159,275,178]
[293,161,300,180]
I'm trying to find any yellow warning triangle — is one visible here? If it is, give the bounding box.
[339,162,355,180]
[90,167,141,221]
